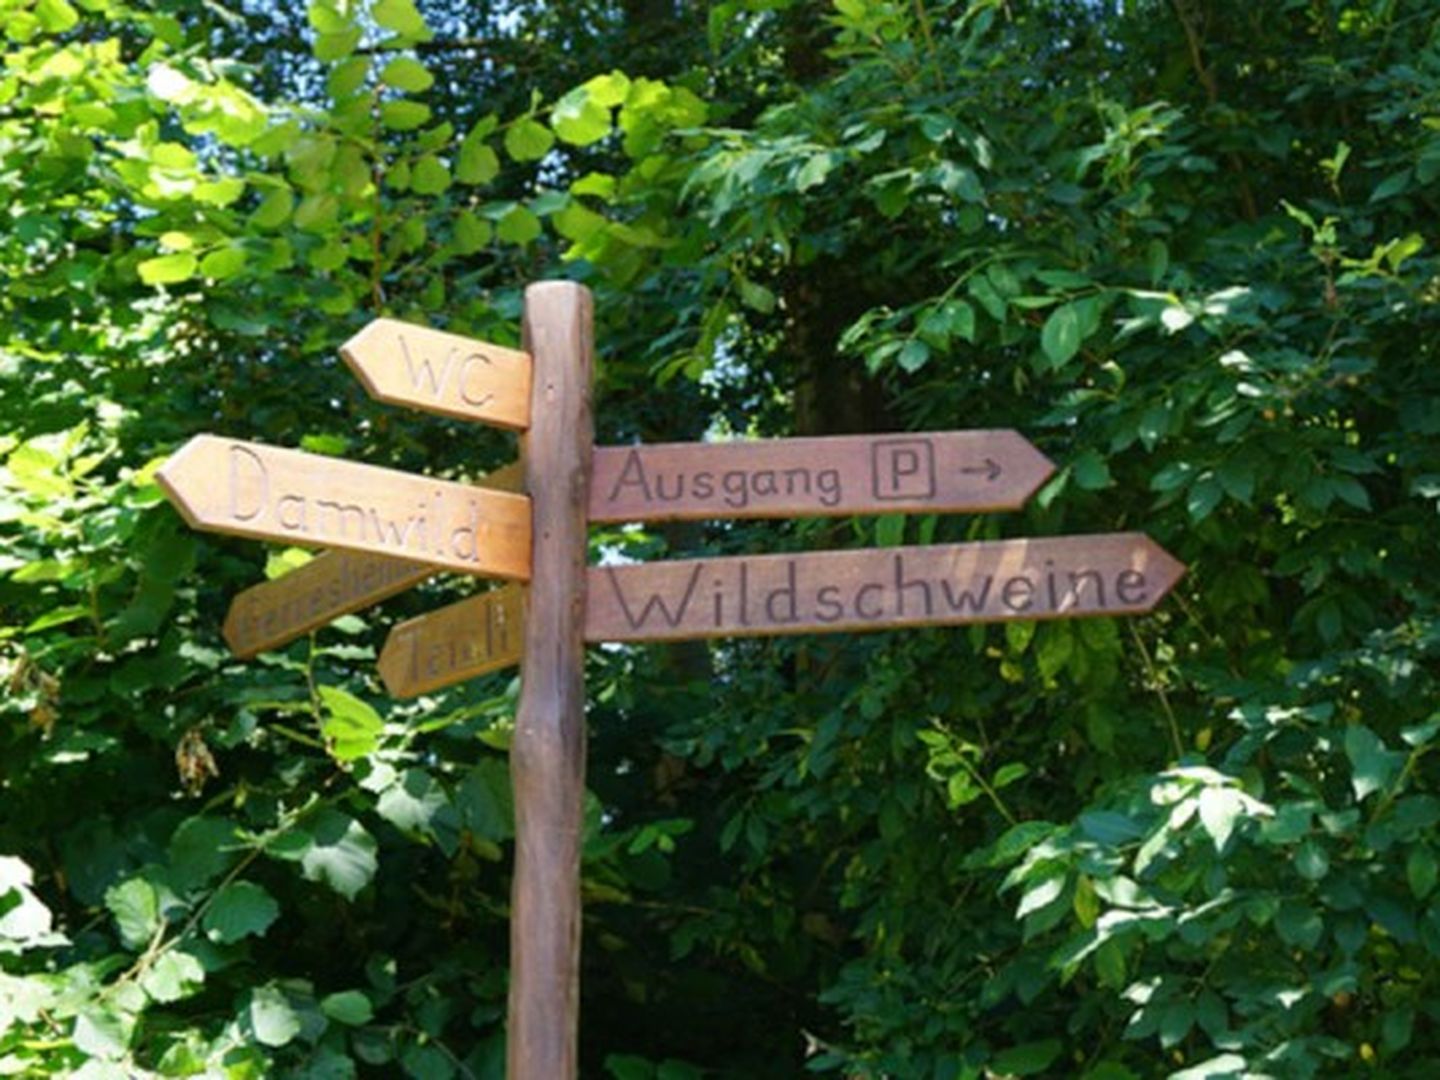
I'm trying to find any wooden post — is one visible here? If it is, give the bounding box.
[508,282,593,1079]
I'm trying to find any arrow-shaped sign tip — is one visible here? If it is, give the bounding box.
[154,435,214,529]
[1138,534,1187,602]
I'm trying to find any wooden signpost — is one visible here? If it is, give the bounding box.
[158,294,1185,1080]
[341,317,532,429]
[156,436,531,580]
[588,429,1054,522]
[221,461,526,659]
[377,583,524,697]
[587,533,1183,642]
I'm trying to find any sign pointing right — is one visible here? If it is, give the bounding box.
[587,430,1054,523]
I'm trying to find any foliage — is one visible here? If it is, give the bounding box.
[3,0,1440,1077]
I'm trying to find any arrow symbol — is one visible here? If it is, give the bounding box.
[959,458,1002,482]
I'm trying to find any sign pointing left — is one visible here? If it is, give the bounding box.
[341,318,532,429]
[156,435,532,581]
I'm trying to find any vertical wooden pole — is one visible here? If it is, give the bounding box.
[508,282,593,1080]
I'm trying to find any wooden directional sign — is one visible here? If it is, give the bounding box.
[226,551,433,660]
[221,459,527,658]
[379,531,1183,694]
[378,583,524,697]
[588,430,1053,523]
[156,435,531,581]
[341,318,532,430]
[586,533,1184,642]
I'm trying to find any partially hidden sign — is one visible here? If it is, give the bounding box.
[226,551,432,660]
[587,430,1053,522]
[156,436,531,581]
[222,460,527,659]
[587,533,1184,642]
[341,318,532,430]
[378,583,524,698]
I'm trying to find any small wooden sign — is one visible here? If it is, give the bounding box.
[378,583,524,697]
[341,318,532,430]
[221,459,527,658]
[586,533,1184,642]
[588,430,1053,523]
[156,435,531,580]
[225,551,433,660]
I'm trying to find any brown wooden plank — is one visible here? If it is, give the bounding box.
[588,429,1053,522]
[226,552,432,660]
[507,283,593,1080]
[585,533,1184,642]
[221,459,526,658]
[156,435,530,581]
[340,317,532,429]
[377,583,523,697]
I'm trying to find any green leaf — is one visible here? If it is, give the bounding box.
[410,155,451,195]
[319,685,383,762]
[72,1007,131,1060]
[104,877,160,950]
[1294,839,1329,881]
[252,187,294,229]
[315,27,362,62]
[168,816,240,891]
[504,117,555,162]
[373,0,428,38]
[35,0,79,32]
[1016,874,1065,919]
[249,986,301,1048]
[1370,168,1411,203]
[200,245,247,280]
[897,339,930,372]
[328,56,369,97]
[737,278,776,315]
[321,990,374,1026]
[456,138,499,185]
[497,204,542,245]
[552,86,612,146]
[1198,786,1244,852]
[795,154,832,191]
[140,949,205,1003]
[300,810,378,899]
[138,252,197,286]
[381,100,430,131]
[992,1039,1062,1076]
[377,768,452,837]
[1407,846,1437,899]
[1041,302,1084,367]
[1072,450,1113,491]
[203,880,280,943]
[1344,725,1404,802]
[381,56,433,93]
[454,211,493,253]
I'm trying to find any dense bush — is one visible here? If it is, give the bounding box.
[3,1,1439,1076]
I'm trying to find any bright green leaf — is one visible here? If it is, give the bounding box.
[505,117,555,162]
[381,56,433,93]
[138,252,197,286]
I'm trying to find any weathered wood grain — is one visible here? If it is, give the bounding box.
[221,460,526,658]
[340,317,532,429]
[586,533,1184,642]
[156,435,531,580]
[507,283,593,1080]
[588,429,1053,522]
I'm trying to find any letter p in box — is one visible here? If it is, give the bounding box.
[873,438,936,500]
